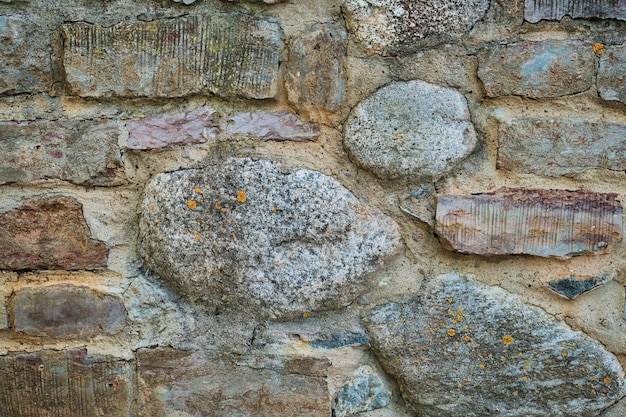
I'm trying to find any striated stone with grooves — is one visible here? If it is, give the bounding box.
[367,271,626,417]
[0,196,108,270]
[598,43,626,104]
[62,15,283,99]
[0,349,132,417]
[525,0,626,22]
[435,189,622,258]
[139,157,400,320]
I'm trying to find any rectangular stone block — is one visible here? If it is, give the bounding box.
[525,0,626,23]
[0,118,123,186]
[599,43,626,104]
[496,117,626,176]
[0,349,132,417]
[435,189,622,258]
[478,40,595,98]
[62,14,283,99]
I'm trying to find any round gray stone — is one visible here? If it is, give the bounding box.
[343,80,476,181]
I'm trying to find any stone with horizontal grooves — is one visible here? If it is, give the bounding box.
[496,116,626,176]
[598,43,626,104]
[435,188,623,258]
[62,15,283,99]
[139,157,400,320]
[525,0,626,23]
[478,40,595,98]
[0,196,109,270]
[0,118,123,185]
[0,348,132,417]
[367,271,626,417]
[12,285,126,338]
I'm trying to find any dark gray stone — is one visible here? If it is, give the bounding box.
[598,43,626,104]
[333,365,391,417]
[547,274,613,300]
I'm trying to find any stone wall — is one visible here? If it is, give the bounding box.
[1,0,626,416]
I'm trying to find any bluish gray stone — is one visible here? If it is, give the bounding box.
[548,273,614,300]
[599,43,626,104]
[334,365,391,417]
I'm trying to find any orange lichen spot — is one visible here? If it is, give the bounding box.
[463,335,471,342]
[394,131,399,137]
[479,363,486,369]
[440,322,446,327]
[522,366,527,371]
[448,310,455,317]
[447,298,454,303]
[591,389,596,395]
[593,42,606,54]
[214,269,221,275]
[604,377,612,384]
[447,329,456,337]
[185,228,189,234]
[512,391,518,396]
[502,335,514,345]
[535,389,540,394]
[194,187,202,193]
[187,200,197,209]
[271,207,277,213]
[561,351,568,358]
[194,232,201,240]
[302,312,312,318]
[457,309,463,315]
[525,359,531,365]
[522,376,530,382]
[237,190,247,203]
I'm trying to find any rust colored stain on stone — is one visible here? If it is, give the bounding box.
[0,349,132,417]
[435,189,622,258]
[0,196,108,270]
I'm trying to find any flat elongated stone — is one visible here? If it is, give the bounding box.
[62,15,283,99]
[367,272,626,417]
[223,111,319,141]
[478,41,595,98]
[497,117,626,176]
[0,196,109,270]
[12,285,126,338]
[0,118,123,185]
[598,43,626,104]
[0,349,132,417]
[435,189,622,258]
[525,0,626,22]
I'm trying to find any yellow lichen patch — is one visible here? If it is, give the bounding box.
[479,363,486,369]
[561,351,568,358]
[447,329,456,337]
[463,335,471,342]
[522,376,530,382]
[593,42,606,54]
[214,269,221,275]
[194,187,202,193]
[193,232,201,240]
[512,391,518,396]
[237,190,247,203]
[604,377,612,384]
[302,312,311,318]
[447,298,454,303]
[502,335,514,345]
[187,200,197,209]
[271,207,277,213]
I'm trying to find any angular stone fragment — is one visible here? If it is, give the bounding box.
[548,273,613,300]
[525,0,626,22]
[496,117,626,176]
[478,41,595,98]
[136,349,330,417]
[333,365,391,417]
[11,285,126,338]
[0,349,132,417]
[0,118,123,185]
[598,43,626,104]
[62,15,283,99]
[139,158,400,319]
[343,80,476,181]
[223,111,319,142]
[343,0,489,56]
[286,23,347,113]
[0,196,109,270]
[435,189,622,258]
[367,272,626,417]
[0,15,51,95]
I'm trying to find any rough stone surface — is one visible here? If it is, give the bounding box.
[598,43,626,104]
[223,111,320,142]
[62,15,283,99]
[136,349,330,417]
[525,0,626,23]
[478,41,595,98]
[0,349,133,417]
[343,0,489,56]
[0,196,109,270]
[548,273,613,300]
[333,365,391,417]
[496,117,626,176]
[139,157,400,319]
[367,272,626,417]
[435,189,623,258]
[12,285,126,338]
[310,332,370,349]
[0,118,123,185]
[343,80,476,181]
[0,15,51,95]
[286,23,347,113]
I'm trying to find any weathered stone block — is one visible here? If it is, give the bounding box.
[223,111,320,142]
[62,14,283,99]
[139,158,400,319]
[0,118,123,186]
[478,41,595,98]
[496,117,626,176]
[333,365,391,417]
[286,23,347,113]
[435,189,623,258]
[367,272,626,417]
[525,0,626,23]
[598,43,626,104]
[136,349,330,417]
[0,349,132,417]
[343,0,489,55]
[343,80,476,181]
[11,285,126,338]
[0,15,51,95]
[548,273,613,300]
[0,196,109,270]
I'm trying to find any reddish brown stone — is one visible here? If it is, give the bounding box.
[0,196,108,270]
[435,189,622,258]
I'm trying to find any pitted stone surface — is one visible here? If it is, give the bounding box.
[367,272,626,417]
[598,43,626,104]
[343,0,489,56]
[139,158,400,319]
[343,80,476,181]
